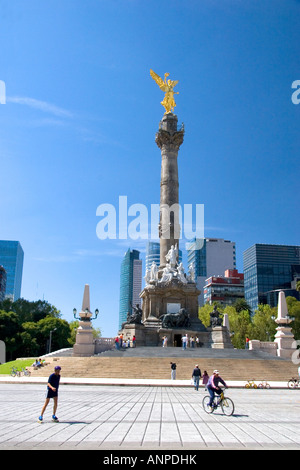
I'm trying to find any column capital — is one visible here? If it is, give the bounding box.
[155,127,184,151]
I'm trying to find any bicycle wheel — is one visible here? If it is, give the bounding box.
[202,395,214,414]
[10,371,17,377]
[288,380,296,389]
[221,397,234,416]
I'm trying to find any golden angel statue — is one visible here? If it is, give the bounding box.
[150,69,179,114]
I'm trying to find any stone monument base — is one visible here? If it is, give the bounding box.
[73,321,95,357]
[207,326,234,349]
[158,328,210,348]
[119,322,233,349]
[121,323,147,347]
[274,327,296,358]
[140,280,200,323]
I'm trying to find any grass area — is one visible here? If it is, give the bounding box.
[0,359,35,375]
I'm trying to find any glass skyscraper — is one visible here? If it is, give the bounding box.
[0,241,24,301]
[187,238,236,306]
[0,265,7,302]
[119,249,142,330]
[243,243,300,313]
[145,242,160,273]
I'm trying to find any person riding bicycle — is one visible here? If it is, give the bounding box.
[207,370,228,409]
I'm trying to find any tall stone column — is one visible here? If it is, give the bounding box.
[155,113,184,270]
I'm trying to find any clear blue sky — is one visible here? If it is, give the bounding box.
[0,0,299,337]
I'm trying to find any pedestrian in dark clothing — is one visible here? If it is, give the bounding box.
[38,366,61,423]
[192,364,202,390]
[170,362,177,380]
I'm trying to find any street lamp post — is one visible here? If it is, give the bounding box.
[73,308,99,322]
[72,284,99,357]
[49,328,57,354]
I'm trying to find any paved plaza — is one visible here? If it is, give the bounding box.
[0,382,299,451]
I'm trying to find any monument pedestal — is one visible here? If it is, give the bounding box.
[274,290,296,359]
[274,326,296,358]
[73,321,95,357]
[208,326,234,349]
[140,279,202,325]
[139,278,207,345]
[121,323,146,347]
[158,328,210,348]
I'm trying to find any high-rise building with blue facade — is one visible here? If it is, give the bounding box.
[119,249,142,330]
[145,242,160,274]
[243,243,300,313]
[0,241,24,301]
[0,265,7,302]
[187,238,236,306]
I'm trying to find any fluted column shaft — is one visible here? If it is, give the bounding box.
[155,113,184,269]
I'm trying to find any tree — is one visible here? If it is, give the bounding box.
[286,296,300,341]
[22,316,71,356]
[233,299,252,314]
[250,304,277,342]
[198,303,218,328]
[0,298,73,358]
[68,321,79,346]
[0,298,61,325]
[0,310,21,360]
[223,306,251,349]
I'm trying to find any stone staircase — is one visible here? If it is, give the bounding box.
[29,347,298,382]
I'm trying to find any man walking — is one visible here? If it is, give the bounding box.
[38,365,61,423]
[192,364,202,391]
[170,362,177,380]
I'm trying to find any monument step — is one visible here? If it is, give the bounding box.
[28,349,298,382]
[98,346,284,360]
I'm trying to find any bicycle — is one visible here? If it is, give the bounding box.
[258,380,270,389]
[21,367,31,377]
[10,367,21,377]
[202,388,235,416]
[245,379,258,389]
[287,377,300,389]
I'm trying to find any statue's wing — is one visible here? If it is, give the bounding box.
[170,80,179,88]
[150,69,168,91]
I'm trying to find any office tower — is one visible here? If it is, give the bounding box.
[203,269,244,307]
[145,242,160,274]
[243,243,300,313]
[0,266,7,302]
[119,249,142,329]
[187,238,236,306]
[0,241,24,301]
